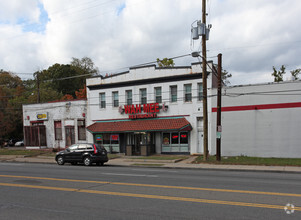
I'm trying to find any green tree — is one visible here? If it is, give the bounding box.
[0,71,24,140]
[272,65,286,82]
[156,58,175,67]
[290,68,301,80]
[221,69,232,85]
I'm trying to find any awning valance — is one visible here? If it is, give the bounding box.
[87,118,192,133]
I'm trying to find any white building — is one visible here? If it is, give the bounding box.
[86,62,217,155]
[210,80,301,158]
[23,99,87,149]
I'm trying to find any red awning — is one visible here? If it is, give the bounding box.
[87,118,192,133]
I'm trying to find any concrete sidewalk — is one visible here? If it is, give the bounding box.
[0,155,301,173]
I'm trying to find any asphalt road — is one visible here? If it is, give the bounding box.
[0,162,300,220]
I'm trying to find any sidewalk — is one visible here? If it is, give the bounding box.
[1,155,301,173]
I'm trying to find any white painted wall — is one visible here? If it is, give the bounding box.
[86,63,216,154]
[23,100,87,148]
[210,80,301,158]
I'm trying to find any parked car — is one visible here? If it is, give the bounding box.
[15,140,24,146]
[55,143,108,166]
[8,138,20,146]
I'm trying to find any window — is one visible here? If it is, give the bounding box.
[99,93,106,108]
[170,86,177,103]
[54,121,62,140]
[180,132,188,144]
[140,88,147,104]
[171,132,179,144]
[198,83,203,101]
[162,133,170,145]
[77,119,86,140]
[112,91,119,107]
[184,84,192,102]
[126,90,132,105]
[155,87,162,103]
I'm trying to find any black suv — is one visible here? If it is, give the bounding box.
[55,143,108,166]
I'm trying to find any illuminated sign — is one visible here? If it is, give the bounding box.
[96,134,103,141]
[36,113,48,120]
[110,134,119,141]
[120,103,168,119]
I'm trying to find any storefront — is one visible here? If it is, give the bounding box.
[87,117,192,155]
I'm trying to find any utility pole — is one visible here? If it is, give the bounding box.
[37,71,40,103]
[202,0,208,161]
[216,53,222,161]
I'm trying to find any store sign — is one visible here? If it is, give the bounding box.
[36,113,48,120]
[110,134,119,141]
[120,103,168,119]
[96,134,103,141]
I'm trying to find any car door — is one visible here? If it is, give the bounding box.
[65,144,79,161]
[76,144,88,161]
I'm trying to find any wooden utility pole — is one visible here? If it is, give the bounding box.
[202,0,208,160]
[216,53,222,161]
[37,71,40,103]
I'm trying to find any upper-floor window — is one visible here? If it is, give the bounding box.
[112,91,119,107]
[126,90,132,105]
[54,121,62,140]
[155,87,162,103]
[184,84,192,102]
[170,85,177,103]
[99,93,106,108]
[198,83,203,101]
[140,88,147,104]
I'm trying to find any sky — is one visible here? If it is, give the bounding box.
[0,0,301,85]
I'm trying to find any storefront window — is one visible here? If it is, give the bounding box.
[171,133,179,144]
[103,134,110,144]
[180,132,188,144]
[110,134,119,144]
[162,133,170,145]
[162,132,189,153]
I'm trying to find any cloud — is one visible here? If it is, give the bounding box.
[0,0,301,85]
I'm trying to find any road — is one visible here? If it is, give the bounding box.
[0,162,300,220]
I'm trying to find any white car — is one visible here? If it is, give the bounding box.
[15,140,24,146]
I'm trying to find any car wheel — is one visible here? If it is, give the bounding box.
[57,156,65,165]
[83,156,91,166]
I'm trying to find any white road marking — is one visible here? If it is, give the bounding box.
[101,173,158,177]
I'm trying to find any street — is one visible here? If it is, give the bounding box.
[0,162,300,219]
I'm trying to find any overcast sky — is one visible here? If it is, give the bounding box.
[0,0,301,85]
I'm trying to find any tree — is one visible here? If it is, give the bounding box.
[221,69,232,85]
[0,71,24,140]
[272,65,286,82]
[71,57,99,76]
[290,68,301,80]
[156,58,175,67]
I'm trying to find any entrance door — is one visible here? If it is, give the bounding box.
[65,126,75,147]
[133,134,141,155]
[197,117,203,154]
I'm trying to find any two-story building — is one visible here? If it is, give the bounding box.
[86,62,217,155]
